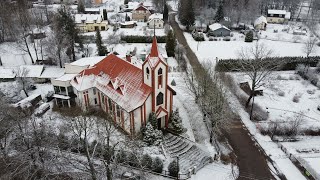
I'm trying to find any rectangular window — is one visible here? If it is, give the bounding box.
[108,98,113,111]
[94,98,97,104]
[116,105,121,117]
[60,87,66,94]
[158,75,162,88]
[54,86,59,94]
[101,95,105,103]
[93,88,96,95]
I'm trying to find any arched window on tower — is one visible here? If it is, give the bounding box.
[156,92,164,106]
[158,68,162,88]
[146,67,150,79]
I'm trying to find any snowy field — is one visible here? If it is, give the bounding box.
[231,71,320,129]
[184,33,320,61]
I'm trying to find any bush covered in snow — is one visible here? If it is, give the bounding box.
[141,154,153,170]
[168,109,184,134]
[292,94,301,103]
[192,31,205,41]
[277,91,285,97]
[168,160,179,177]
[142,122,163,146]
[244,31,253,42]
[152,157,163,173]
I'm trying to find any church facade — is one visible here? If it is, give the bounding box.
[70,37,175,135]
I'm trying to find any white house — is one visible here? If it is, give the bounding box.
[67,37,175,136]
[148,13,164,29]
[74,14,108,32]
[267,10,291,24]
[254,16,267,30]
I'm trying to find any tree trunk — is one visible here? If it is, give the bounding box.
[23,36,34,64]
[245,93,253,108]
[84,141,97,180]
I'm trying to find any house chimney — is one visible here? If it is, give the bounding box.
[126,55,132,63]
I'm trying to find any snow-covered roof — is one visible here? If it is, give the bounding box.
[18,65,44,78]
[0,67,16,79]
[254,16,267,26]
[55,74,78,82]
[268,9,286,15]
[144,37,167,69]
[209,23,230,31]
[148,13,163,20]
[70,56,106,67]
[84,8,101,12]
[74,14,106,24]
[127,2,140,9]
[71,54,152,112]
[14,93,41,108]
[40,67,65,79]
[120,21,136,26]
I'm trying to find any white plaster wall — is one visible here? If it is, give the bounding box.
[154,63,167,110]
[145,95,152,123]
[133,108,142,133]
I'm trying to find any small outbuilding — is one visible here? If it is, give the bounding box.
[207,23,231,37]
[254,16,268,30]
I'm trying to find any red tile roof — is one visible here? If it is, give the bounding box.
[72,54,152,112]
[135,4,148,11]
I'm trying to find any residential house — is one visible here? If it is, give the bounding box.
[207,23,231,37]
[132,3,151,22]
[267,10,291,24]
[91,0,102,5]
[148,13,164,29]
[84,8,101,14]
[74,14,108,32]
[67,37,175,135]
[254,16,268,30]
[52,0,78,4]
[120,21,137,28]
[51,56,106,108]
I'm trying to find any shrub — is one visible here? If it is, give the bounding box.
[292,94,301,103]
[307,89,315,95]
[171,79,176,86]
[141,154,153,169]
[116,150,127,164]
[143,122,163,146]
[220,153,232,165]
[152,157,163,173]
[223,36,231,41]
[168,160,179,177]
[277,91,285,96]
[209,37,214,41]
[128,153,139,167]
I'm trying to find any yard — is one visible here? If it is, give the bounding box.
[231,71,320,130]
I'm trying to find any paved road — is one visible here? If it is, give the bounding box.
[169,13,275,180]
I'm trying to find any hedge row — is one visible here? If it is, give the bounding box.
[215,56,320,72]
[121,35,167,43]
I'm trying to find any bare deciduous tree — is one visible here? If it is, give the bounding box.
[16,67,31,97]
[303,36,317,58]
[237,42,277,120]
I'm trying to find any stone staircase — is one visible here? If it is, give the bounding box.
[163,133,212,173]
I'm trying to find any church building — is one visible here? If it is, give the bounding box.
[69,37,175,135]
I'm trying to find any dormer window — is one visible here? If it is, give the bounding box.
[146,67,150,79]
[158,68,163,88]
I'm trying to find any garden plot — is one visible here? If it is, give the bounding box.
[231,71,320,130]
[281,136,320,179]
[260,23,312,43]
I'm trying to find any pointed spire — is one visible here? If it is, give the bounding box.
[149,36,159,57]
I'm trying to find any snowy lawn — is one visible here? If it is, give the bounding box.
[184,32,320,61]
[231,71,320,130]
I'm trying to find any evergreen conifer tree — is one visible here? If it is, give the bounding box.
[169,109,184,133]
[152,157,163,173]
[163,4,169,22]
[245,31,254,42]
[143,122,163,146]
[95,28,107,56]
[77,0,85,13]
[166,30,176,57]
[103,9,108,21]
[178,0,195,31]
[214,2,224,23]
[168,160,179,177]
[148,112,158,129]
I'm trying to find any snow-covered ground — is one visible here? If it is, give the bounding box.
[231,71,320,130]
[184,32,320,61]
